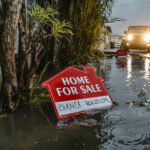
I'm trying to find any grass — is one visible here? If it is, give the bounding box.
[28,93,51,106]
[0,113,7,120]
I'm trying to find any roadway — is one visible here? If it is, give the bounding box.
[103,48,150,59]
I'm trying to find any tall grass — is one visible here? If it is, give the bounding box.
[58,0,114,66]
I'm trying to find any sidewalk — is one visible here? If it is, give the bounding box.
[102,48,118,54]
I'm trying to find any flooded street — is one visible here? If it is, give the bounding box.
[1,54,150,150]
[98,54,150,150]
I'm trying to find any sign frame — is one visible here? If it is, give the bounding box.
[41,66,113,119]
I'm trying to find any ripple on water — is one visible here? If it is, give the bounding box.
[96,110,150,149]
[116,132,145,145]
[103,114,126,126]
[107,120,150,149]
[95,114,126,150]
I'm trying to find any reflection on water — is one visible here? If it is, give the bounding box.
[144,57,150,80]
[0,54,150,150]
[127,55,132,79]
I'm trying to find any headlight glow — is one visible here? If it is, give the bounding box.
[127,34,133,41]
[144,34,150,42]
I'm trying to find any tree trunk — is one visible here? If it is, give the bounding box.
[18,0,28,91]
[0,0,22,112]
[24,76,34,100]
[52,37,57,63]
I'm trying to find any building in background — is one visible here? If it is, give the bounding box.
[99,26,112,50]
[111,34,123,48]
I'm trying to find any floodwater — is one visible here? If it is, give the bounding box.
[0,54,150,150]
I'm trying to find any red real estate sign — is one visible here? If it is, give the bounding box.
[116,49,127,58]
[41,66,113,119]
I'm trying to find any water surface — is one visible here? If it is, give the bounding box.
[0,54,150,150]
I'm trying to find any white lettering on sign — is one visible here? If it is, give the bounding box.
[80,84,101,93]
[56,84,101,96]
[56,87,79,96]
[61,76,91,85]
[70,77,77,84]
[55,96,112,116]
[84,76,90,84]
[76,77,86,84]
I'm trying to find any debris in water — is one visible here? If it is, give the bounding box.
[126,99,150,107]
[57,118,97,129]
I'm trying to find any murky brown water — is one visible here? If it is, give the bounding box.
[0,54,150,150]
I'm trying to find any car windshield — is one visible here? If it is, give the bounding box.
[128,26,150,34]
